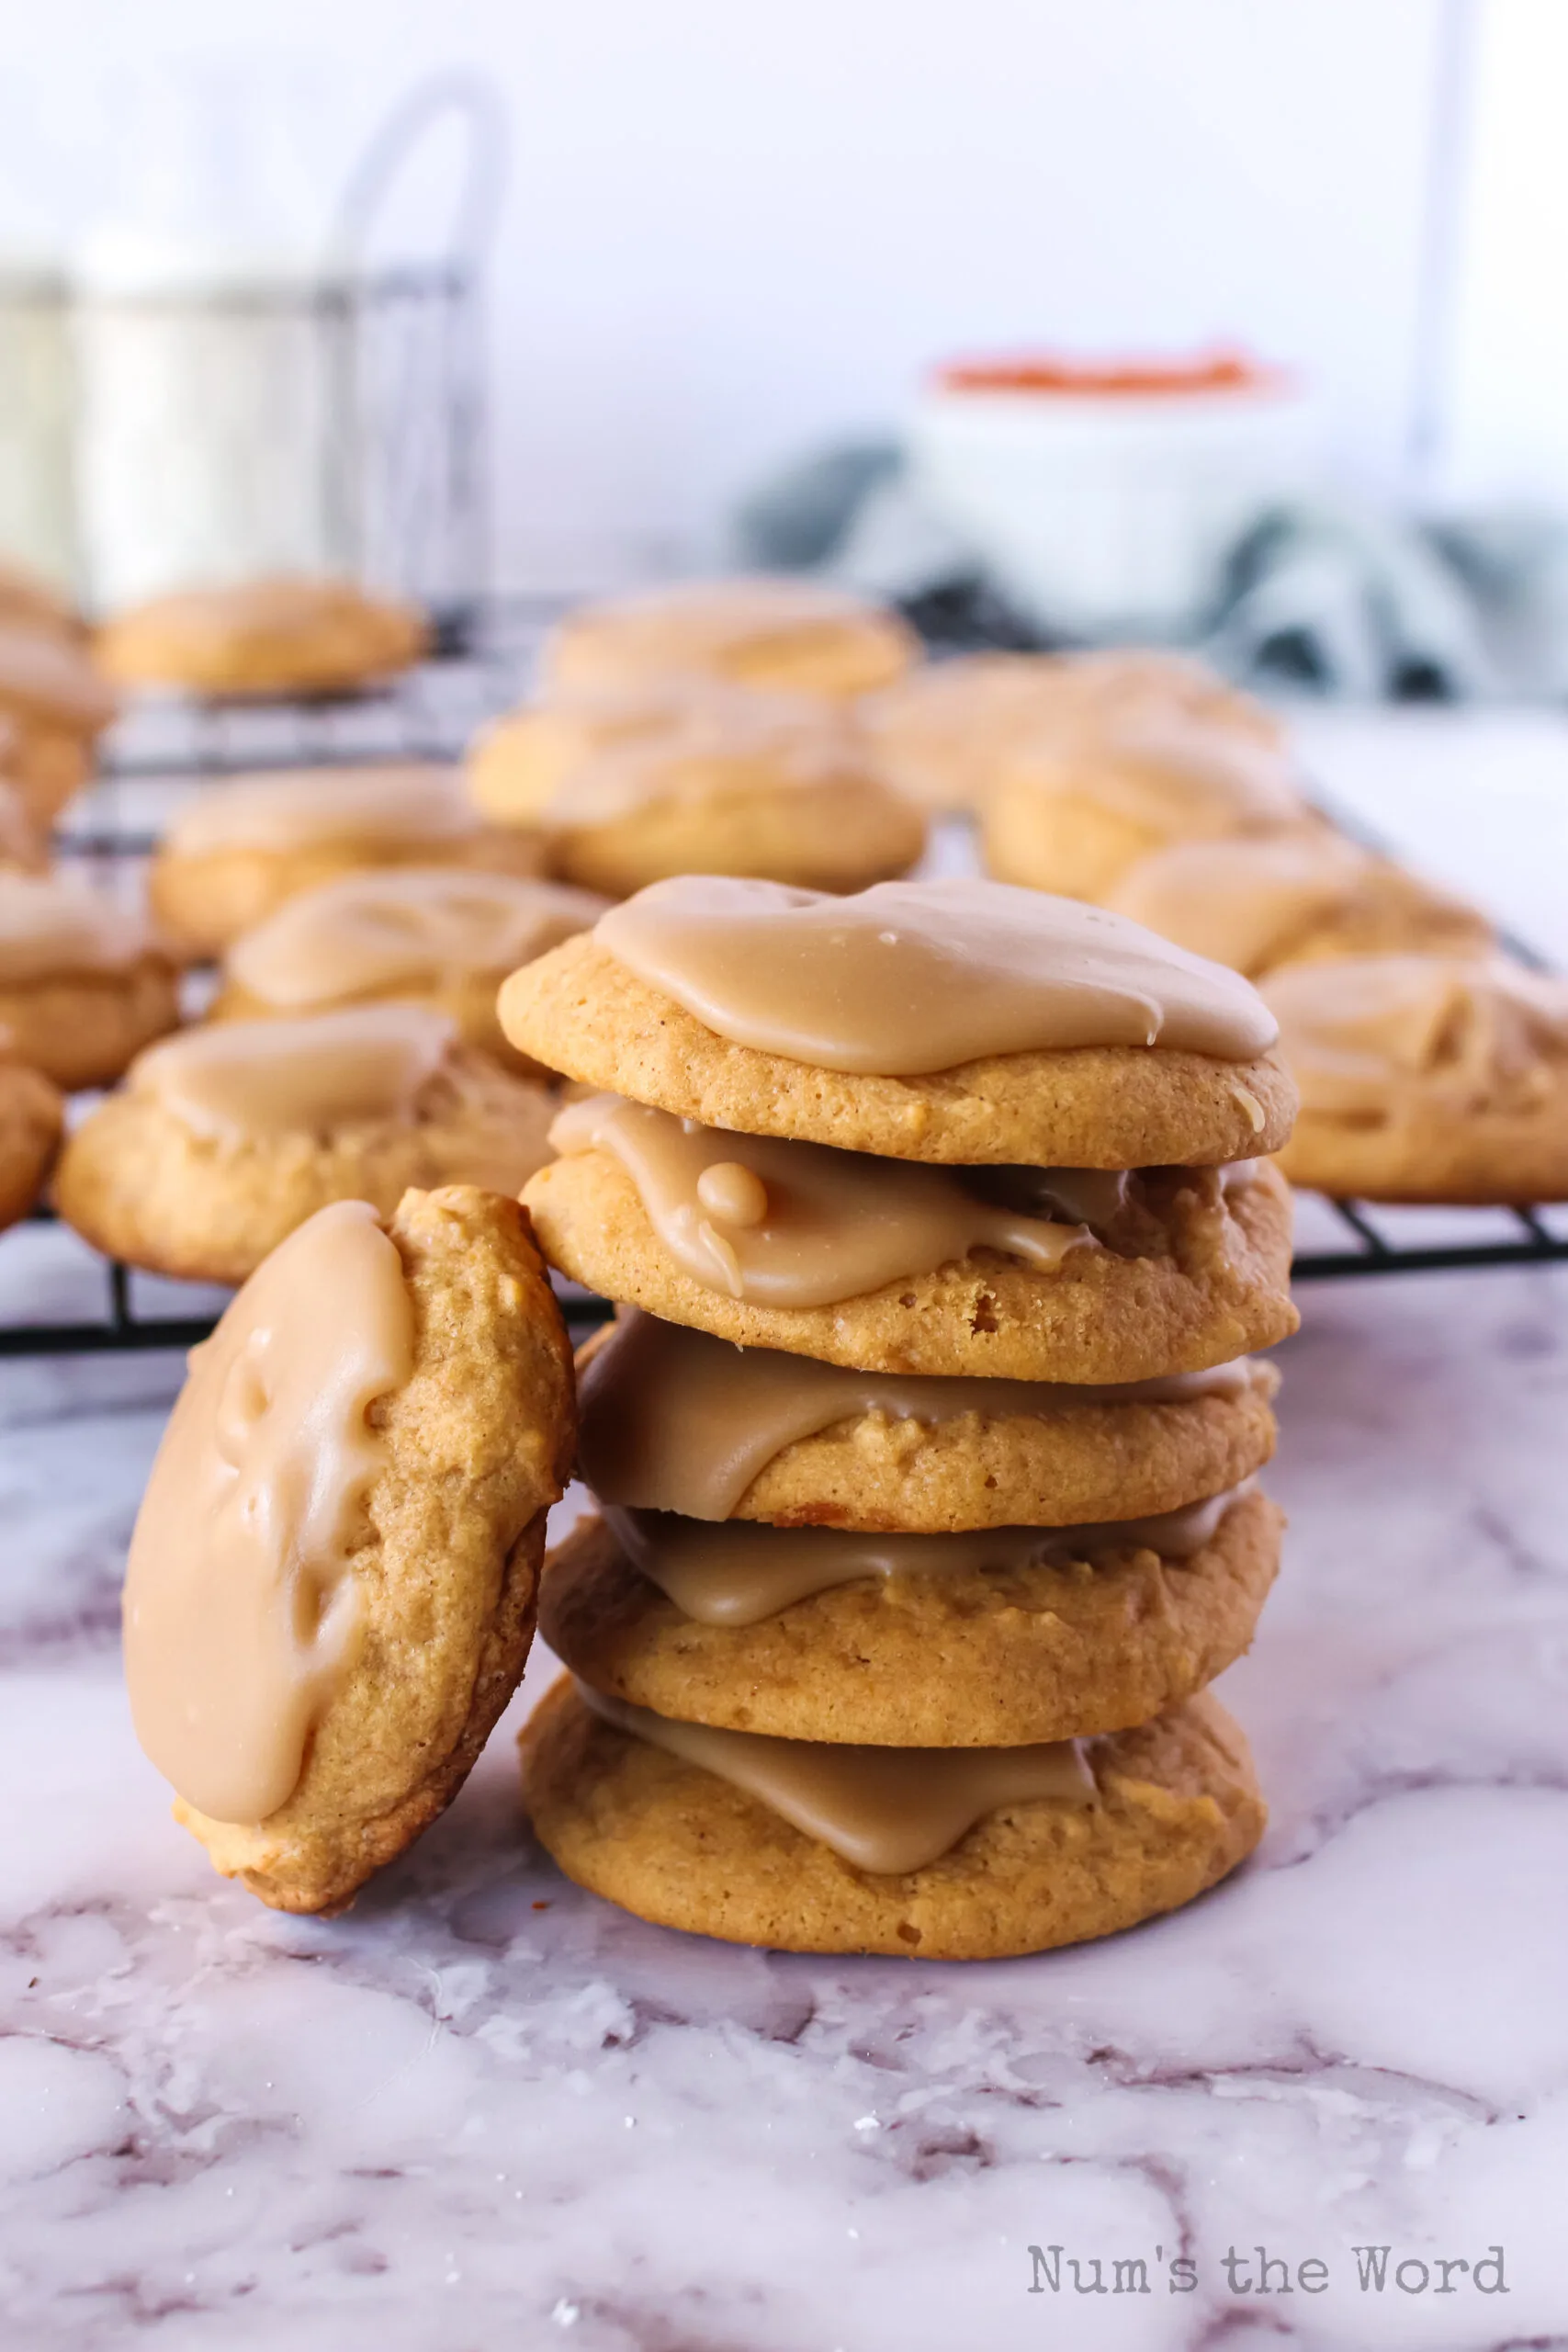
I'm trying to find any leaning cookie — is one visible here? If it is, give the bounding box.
[543,1486,1282,1746]
[125,1189,574,1913]
[542,577,921,702]
[499,881,1297,1169]
[1266,953,1568,1203]
[525,1108,1295,1380]
[0,870,178,1089]
[502,695,926,899]
[577,1310,1280,1531]
[1106,831,1492,978]
[97,576,428,700]
[56,1005,559,1285]
[211,868,607,1072]
[149,764,547,958]
[0,1051,62,1229]
[521,1679,1264,1959]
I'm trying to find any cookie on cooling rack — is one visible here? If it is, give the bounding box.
[148,764,548,959]
[97,576,429,700]
[1265,952,1568,1203]
[56,1003,559,1284]
[0,869,178,1091]
[211,867,607,1071]
[541,577,921,703]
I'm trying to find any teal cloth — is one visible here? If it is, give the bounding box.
[732,445,1568,701]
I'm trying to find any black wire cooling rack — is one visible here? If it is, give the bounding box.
[3,620,1565,1357]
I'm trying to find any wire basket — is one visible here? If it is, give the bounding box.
[71,74,503,639]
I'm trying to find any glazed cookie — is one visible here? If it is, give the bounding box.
[148,763,547,958]
[97,576,428,700]
[57,1004,560,1285]
[858,652,1089,812]
[0,621,118,826]
[1020,649,1286,748]
[480,693,926,899]
[525,1122,1295,1380]
[0,1051,62,1229]
[126,1188,574,1913]
[577,1309,1280,1530]
[982,708,1310,902]
[882,646,1282,833]
[1265,953,1568,1203]
[541,577,921,703]
[0,870,178,1090]
[468,679,818,826]
[499,879,1297,1169]
[542,1486,1282,1746]
[520,1678,1265,1958]
[1106,831,1493,979]
[211,868,607,1071]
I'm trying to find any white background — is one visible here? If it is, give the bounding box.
[2,0,1564,586]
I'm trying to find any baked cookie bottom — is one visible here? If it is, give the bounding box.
[148,828,549,960]
[526,1154,1298,1382]
[1278,1102,1568,1204]
[56,1048,558,1286]
[0,958,180,1091]
[0,1057,62,1228]
[543,1489,1281,1746]
[520,1679,1265,1959]
[544,775,927,901]
[497,933,1298,1168]
[182,1188,574,1914]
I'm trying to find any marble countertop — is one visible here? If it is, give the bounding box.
[5,709,1567,2348]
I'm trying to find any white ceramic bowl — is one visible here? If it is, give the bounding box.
[908,360,1320,641]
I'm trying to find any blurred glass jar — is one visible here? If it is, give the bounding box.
[909,350,1320,643]
[0,254,76,592]
[72,60,356,614]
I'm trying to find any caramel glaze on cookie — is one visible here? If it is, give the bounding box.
[526,1148,1296,1381]
[57,1007,559,1285]
[148,764,548,961]
[521,1679,1266,1960]
[542,1487,1282,1747]
[129,1189,574,1914]
[575,1312,1281,1530]
[499,934,1296,1169]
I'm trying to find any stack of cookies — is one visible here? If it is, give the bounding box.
[501,875,1302,1960]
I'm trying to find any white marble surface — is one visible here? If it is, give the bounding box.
[4,1264,1568,2350]
[4,711,1567,2347]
